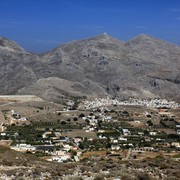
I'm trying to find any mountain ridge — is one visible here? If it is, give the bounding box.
[0,34,179,103]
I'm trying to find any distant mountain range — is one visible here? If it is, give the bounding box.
[0,34,179,102]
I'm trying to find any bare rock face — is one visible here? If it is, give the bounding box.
[0,34,180,102]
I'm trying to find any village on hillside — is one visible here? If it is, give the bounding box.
[0,96,180,165]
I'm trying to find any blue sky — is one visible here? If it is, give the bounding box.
[0,0,180,52]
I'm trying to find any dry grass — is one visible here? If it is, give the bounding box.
[62,129,97,138]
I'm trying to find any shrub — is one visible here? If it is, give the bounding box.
[61,121,67,125]
[89,113,94,116]
[121,173,135,180]
[136,172,152,180]
[147,120,153,126]
[73,117,78,121]
[79,113,85,118]
[94,174,105,180]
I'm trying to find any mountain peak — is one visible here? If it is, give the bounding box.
[88,33,124,45]
[126,34,160,46]
[130,34,154,42]
[136,34,152,39]
[0,36,25,52]
[100,32,110,37]
[97,32,112,38]
[90,32,114,40]
[103,32,108,35]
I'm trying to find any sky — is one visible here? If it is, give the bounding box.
[0,0,180,52]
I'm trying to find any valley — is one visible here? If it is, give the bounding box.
[0,95,179,179]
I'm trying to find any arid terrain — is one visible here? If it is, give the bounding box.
[0,95,179,179]
[1,0,180,179]
[0,28,180,180]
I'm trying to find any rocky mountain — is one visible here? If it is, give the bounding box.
[0,34,179,102]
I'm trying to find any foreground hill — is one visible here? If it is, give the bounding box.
[0,34,179,102]
[0,146,180,179]
[0,146,76,179]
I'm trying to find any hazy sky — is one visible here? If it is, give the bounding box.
[0,0,180,52]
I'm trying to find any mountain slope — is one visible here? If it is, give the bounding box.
[0,34,179,102]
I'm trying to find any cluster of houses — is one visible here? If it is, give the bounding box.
[76,106,180,151]
[83,97,179,109]
[7,123,180,160]
[0,99,179,163]
[10,131,83,163]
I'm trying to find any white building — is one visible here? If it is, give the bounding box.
[10,144,35,152]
